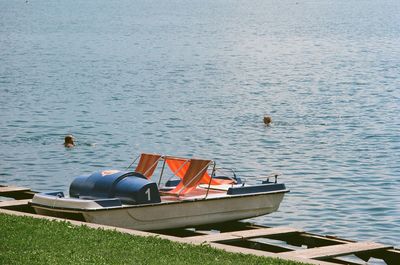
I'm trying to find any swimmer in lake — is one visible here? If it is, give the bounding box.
[64,135,75,148]
[263,115,272,125]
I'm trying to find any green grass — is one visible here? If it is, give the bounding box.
[0,213,308,265]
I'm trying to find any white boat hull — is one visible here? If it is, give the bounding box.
[32,191,286,231]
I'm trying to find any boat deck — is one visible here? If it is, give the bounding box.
[160,187,227,202]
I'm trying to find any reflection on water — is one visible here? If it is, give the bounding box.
[0,0,399,248]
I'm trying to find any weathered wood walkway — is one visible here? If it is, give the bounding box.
[1,184,398,265]
[0,185,36,199]
[0,185,36,212]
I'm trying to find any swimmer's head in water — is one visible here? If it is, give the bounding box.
[263,115,272,125]
[64,135,75,148]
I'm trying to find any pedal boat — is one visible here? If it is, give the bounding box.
[30,154,289,231]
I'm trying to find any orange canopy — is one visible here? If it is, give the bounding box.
[165,157,233,186]
[135,153,162,179]
[167,159,212,195]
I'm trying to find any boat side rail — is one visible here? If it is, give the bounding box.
[238,172,283,184]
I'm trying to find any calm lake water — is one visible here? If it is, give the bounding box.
[1,0,399,248]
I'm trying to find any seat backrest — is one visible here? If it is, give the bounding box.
[134,153,162,179]
[168,159,211,195]
[165,157,190,179]
[165,157,233,185]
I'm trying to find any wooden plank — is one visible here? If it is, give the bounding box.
[230,227,302,238]
[267,231,353,248]
[0,186,30,193]
[187,227,301,242]
[0,186,35,199]
[210,242,338,265]
[284,242,391,259]
[0,199,31,208]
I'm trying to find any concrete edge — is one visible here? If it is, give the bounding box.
[0,209,336,265]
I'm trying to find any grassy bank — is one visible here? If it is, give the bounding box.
[0,213,308,265]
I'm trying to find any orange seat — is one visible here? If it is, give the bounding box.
[165,157,233,186]
[134,153,162,179]
[163,158,212,196]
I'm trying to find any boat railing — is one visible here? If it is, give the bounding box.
[126,154,141,170]
[203,161,217,199]
[251,172,282,183]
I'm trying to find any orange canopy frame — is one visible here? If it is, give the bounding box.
[165,157,233,186]
[134,153,162,179]
[165,158,212,195]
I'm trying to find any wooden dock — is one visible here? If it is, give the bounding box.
[0,185,36,212]
[160,221,398,265]
[0,185,36,200]
[0,184,398,265]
